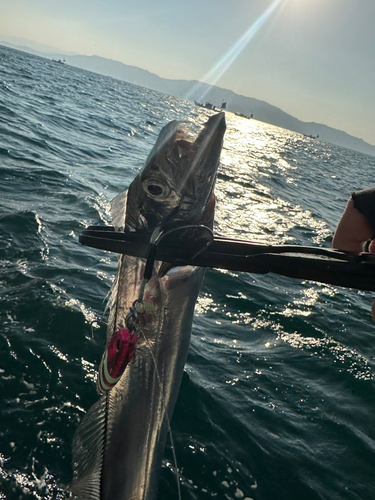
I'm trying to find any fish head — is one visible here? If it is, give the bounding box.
[125,112,226,232]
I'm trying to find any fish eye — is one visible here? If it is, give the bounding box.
[142,178,170,199]
[147,184,163,196]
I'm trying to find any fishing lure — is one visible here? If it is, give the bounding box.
[97,328,137,394]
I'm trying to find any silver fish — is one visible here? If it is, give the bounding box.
[70,112,226,500]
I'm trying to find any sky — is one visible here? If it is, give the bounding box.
[1,0,374,145]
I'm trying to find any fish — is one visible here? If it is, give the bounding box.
[70,111,226,500]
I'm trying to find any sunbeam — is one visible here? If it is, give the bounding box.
[185,0,285,103]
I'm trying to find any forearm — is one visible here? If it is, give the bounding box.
[332,197,374,253]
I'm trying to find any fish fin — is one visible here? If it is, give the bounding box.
[69,396,108,500]
[107,190,127,318]
[110,189,128,230]
[103,262,120,320]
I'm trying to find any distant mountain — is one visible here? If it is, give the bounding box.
[2,41,374,157]
[61,55,375,157]
[0,36,76,56]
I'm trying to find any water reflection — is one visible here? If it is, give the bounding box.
[215,114,331,245]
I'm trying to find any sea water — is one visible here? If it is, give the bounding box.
[1,45,375,500]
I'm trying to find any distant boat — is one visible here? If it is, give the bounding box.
[303,133,319,139]
[194,101,216,110]
[52,58,66,64]
[234,111,253,119]
[235,112,245,118]
[221,101,227,110]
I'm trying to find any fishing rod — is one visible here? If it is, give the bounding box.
[79,225,375,292]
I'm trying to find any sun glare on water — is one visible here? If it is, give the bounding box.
[214,113,330,246]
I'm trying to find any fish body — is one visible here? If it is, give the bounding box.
[71,112,226,500]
